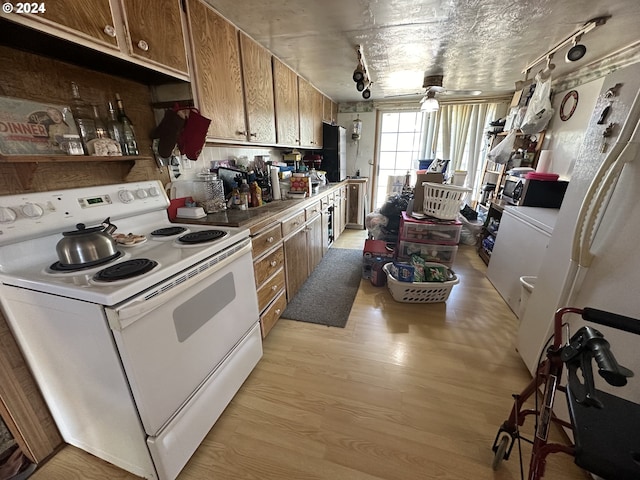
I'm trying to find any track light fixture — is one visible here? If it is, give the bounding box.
[521,16,608,74]
[566,35,587,62]
[353,45,372,99]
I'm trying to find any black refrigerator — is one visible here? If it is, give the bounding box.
[321,124,347,182]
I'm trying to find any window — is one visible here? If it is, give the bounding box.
[375,111,423,208]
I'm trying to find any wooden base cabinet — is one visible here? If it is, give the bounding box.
[251,223,286,339]
[346,179,368,229]
[283,225,308,301]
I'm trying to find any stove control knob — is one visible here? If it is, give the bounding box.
[118,189,135,204]
[0,206,17,224]
[135,188,148,199]
[148,186,161,197]
[21,203,44,218]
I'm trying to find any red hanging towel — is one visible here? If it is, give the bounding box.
[177,108,211,160]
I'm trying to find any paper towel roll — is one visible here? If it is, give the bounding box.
[536,150,552,173]
[270,166,281,200]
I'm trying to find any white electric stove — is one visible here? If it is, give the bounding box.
[0,181,262,480]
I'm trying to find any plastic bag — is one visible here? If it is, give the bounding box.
[487,130,516,164]
[520,72,554,134]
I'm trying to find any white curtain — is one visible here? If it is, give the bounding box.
[420,102,509,199]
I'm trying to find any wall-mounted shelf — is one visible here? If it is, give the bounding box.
[0,155,150,190]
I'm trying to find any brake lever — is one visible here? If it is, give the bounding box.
[566,354,604,409]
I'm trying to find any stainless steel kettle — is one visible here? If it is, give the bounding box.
[56,217,119,266]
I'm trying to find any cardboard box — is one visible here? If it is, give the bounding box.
[362,239,395,279]
[412,172,444,213]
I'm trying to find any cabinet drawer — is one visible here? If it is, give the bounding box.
[256,269,285,312]
[253,246,284,286]
[252,223,282,259]
[305,201,321,220]
[260,289,287,338]
[281,210,306,237]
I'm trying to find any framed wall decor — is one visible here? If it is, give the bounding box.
[0,96,79,155]
[559,90,579,121]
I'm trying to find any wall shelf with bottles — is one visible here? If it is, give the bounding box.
[0,155,149,190]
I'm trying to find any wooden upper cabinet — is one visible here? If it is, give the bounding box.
[186,0,246,141]
[273,57,300,146]
[121,0,188,75]
[11,0,118,48]
[331,100,339,124]
[299,78,323,148]
[298,77,314,147]
[3,0,189,78]
[239,33,276,144]
[322,95,332,124]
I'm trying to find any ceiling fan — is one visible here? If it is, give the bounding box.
[384,74,482,110]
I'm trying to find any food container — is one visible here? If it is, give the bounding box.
[396,241,458,267]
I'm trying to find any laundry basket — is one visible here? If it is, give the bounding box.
[383,262,459,303]
[423,182,471,220]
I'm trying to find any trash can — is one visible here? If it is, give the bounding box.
[519,276,536,319]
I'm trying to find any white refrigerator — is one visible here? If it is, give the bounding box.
[517,61,640,404]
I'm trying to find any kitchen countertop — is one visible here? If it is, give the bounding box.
[174,181,347,233]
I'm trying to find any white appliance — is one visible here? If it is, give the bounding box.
[487,206,558,316]
[0,181,262,480]
[517,63,640,404]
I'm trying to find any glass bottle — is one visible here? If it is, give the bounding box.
[114,93,139,155]
[92,105,108,139]
[106,101,124,148]
[239,179,250,210]
[69,82,97,152]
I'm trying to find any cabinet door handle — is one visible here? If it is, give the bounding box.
[271,285,278,291]
[275,309,281,315]
[267,236,274,243]
[270,260,277,267]
[250,132,257,137]
[136,40,149,52]
[103,25,116,37]
[236,130,248,136]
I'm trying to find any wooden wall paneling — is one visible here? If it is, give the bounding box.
[0,46,168,194]
[0,309,63,463]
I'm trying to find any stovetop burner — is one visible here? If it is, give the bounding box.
[151,226,188,237]
[93,258,158,282]
[49,251,124,272]
[178,230,228,244]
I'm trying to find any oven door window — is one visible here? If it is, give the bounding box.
[108,247,259,436]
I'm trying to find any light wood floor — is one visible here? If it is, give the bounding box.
[32,230,588,480]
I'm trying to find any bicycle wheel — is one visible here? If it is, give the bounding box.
[492,434,510,470]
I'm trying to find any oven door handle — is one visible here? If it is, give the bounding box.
[107,240,252,330]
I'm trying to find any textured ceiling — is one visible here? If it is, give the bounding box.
[203,0,640,103]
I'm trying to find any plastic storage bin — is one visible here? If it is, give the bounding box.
[383,263,459,303]
[400,212,461,245]
[397,240,458,267]
[519,276,536,319]
[422,182,471,220]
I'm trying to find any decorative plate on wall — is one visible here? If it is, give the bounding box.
[560,90,579,121]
